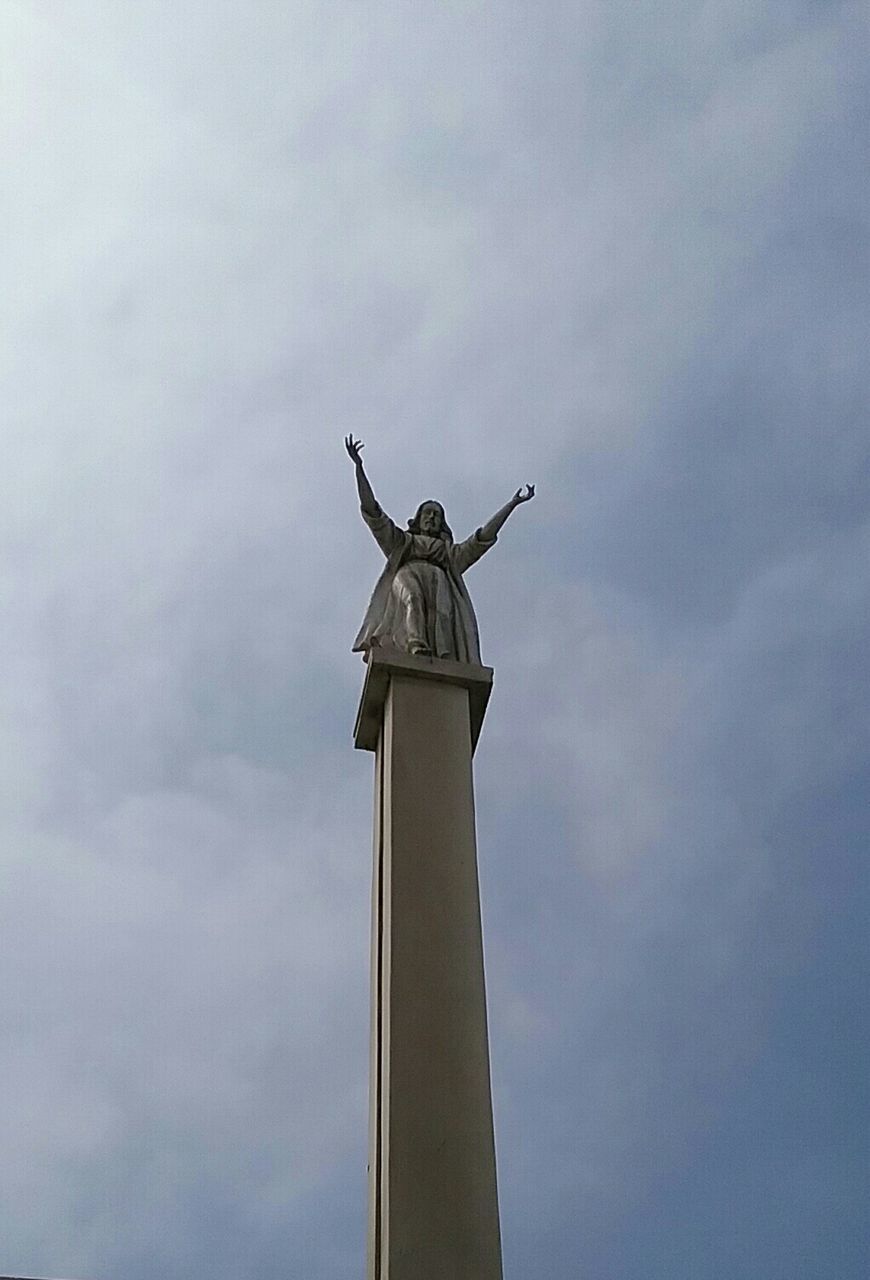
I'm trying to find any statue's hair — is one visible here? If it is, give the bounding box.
[407,500,453,541]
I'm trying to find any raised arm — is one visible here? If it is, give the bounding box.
[345,436,380,517]
[454,484,535,574]
[478,484,535,543]
[345,436,405,558]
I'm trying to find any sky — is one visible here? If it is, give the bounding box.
[1,2,868,1277]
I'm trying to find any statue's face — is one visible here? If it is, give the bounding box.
[419,502,443,535]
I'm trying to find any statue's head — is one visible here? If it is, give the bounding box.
[408,500,452,540]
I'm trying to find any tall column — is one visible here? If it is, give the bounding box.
[355,649,502,1280]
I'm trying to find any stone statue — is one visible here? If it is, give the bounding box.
[346,436,534,664]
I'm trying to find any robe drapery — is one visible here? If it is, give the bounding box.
[353,506,497,664]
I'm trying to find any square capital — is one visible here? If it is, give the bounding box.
[354,648,493,753]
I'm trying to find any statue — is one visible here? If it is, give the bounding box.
[346,436,534,664]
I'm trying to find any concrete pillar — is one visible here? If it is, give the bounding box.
[355,649,502,1280]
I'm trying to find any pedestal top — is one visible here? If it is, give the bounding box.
[354,648,493,753]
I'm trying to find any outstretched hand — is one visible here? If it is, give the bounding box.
[513,484,535,504]
[345,435,365,466]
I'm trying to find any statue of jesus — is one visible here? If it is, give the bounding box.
[346,436,534,664]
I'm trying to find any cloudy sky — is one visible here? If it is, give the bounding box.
[2,2,868,1277]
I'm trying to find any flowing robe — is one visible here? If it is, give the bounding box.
[353,507,497,664]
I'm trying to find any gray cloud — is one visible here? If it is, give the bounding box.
[1,2,867,1277]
